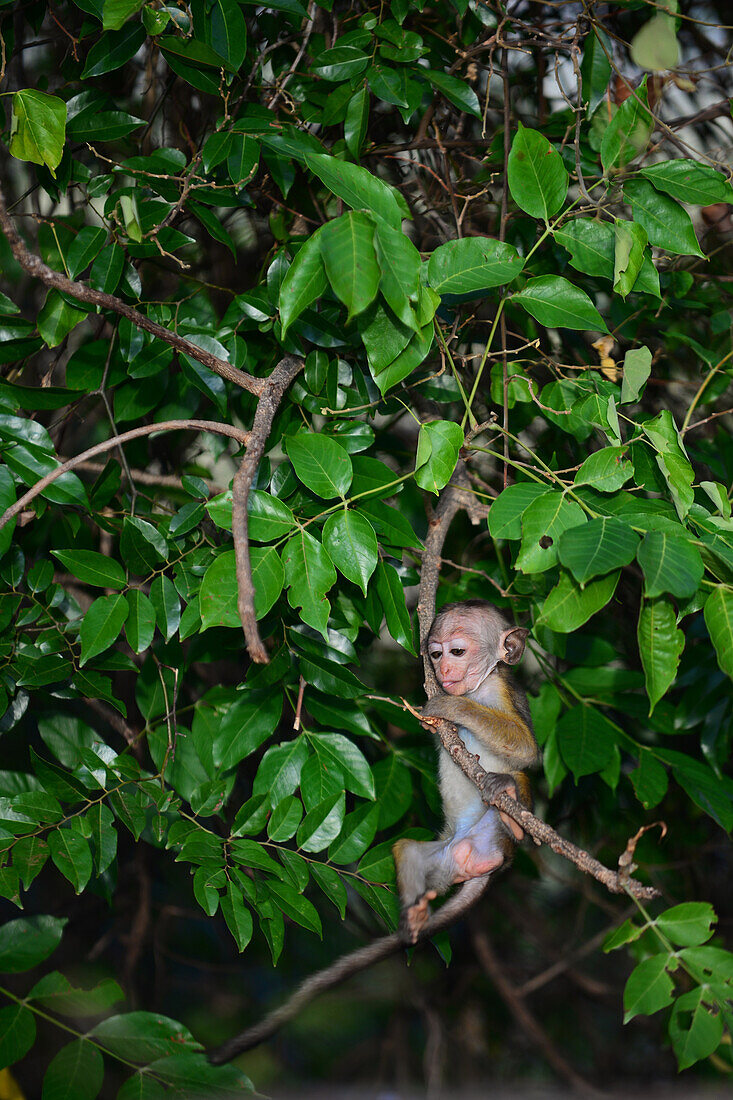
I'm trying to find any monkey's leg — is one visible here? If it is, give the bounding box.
[449,807,513,881]
[393,837,455,943]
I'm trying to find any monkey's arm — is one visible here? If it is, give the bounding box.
[422,695,539,769]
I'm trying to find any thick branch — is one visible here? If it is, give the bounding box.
[0,420,249,531]
[436,721,659,901]
[231,354,303,663]
[0,186,263,396]
[207,874,490,1064]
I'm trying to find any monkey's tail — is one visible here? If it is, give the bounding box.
[207,874,491,1065]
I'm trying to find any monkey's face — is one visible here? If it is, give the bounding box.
[427,627,489,696]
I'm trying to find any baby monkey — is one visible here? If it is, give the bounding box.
[394,600,540,941]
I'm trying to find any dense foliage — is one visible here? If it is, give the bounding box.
[0,0,732,1093]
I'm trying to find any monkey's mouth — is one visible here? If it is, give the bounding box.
[441,680,462,693]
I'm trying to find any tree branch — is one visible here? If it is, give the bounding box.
[207,874,491,1064]
[0,186,263,396]
[231,354,304,663]
[0,420,249,532]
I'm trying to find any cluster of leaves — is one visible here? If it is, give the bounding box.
[0,0,732,1088]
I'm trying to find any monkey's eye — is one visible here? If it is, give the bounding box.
[450,648,465,657]
[429,651,441,661]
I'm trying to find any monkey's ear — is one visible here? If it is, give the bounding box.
[499,627,529,665]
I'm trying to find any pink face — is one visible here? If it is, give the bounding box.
[427,626,489,696]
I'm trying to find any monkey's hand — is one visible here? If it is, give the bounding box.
[481,772,524,841]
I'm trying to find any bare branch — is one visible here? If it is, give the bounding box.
[208,875,490,1064]
[0,185,263,396]
[231,354,304,663]
[0,421,249,532]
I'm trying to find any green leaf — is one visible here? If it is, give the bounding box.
[48,830,93,894]
[536,570,619,632]
[90,243,125,293]
[296,791,345,853]
[220,884,253,952]
[427,236,523,296]
[322,509,378,594]
[374,222,421,328]
[0,915,66,973]
[375,561,415,652]
[149,575,180,642]
[512,276,608,332]
[0,1003,35,1069]
[623,955,674,1022]
[624,179,705,258]
[636,531,703,599]
[79,593,129,666]
[630,10,679,72]
[424,69,481,117]
[87,802,117,874]
[580,27,612,114]
[329,802,379,863]
[556,705,617,778]
[313,45,369,81]
[279,232,327,337]
[638,598,684,714]
[102,0,144,29]
[310,732,375,799]
[613,220,647,298]
[345,86,369,158]
[227,132,259,184]
[37,292,86,348]
[305,152,409,229]
[309,861,347,917]
[669,988,724,1071]
[700,481,731,519]
[213,691,283,772]
[488,484,550,540]
[28,972,123,1016]
[82,22,146,77]
[282,529,337,638]
[285,432,353,499]
[51,549,125,589]
[66,227,108,278]
[516,492,586,573]
[620,345,652,403]
[209,0,247,70]
[656,902,716,948]
[704,587,733,679]
[10,90,66,173]
[642,409,695,519]
[558,517,639,584]
[629,751,669,809]
[554,218,614,279]
[91,1012,198,1061]
[414,419,463,494]
[507,124,568,220]
[640,160,733,205]
[319,211,380,320]
[266,879,322,935]
[267,795,303,841]
[124,589,156,653]
[12,836,49,890]
[253,738,309,808]
[601,82,651,173]
[575,446,633,493]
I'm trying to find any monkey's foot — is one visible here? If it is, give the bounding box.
[451,838,505,881]
[482,773,524,840]
[405,890,437,943]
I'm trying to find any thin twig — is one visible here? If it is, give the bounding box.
[0,421,249,531]
[0,185,263,396]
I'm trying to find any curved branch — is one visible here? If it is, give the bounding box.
[207,874,490,1064]
[0,186,263,396]
[231,354,304,663]
[0,420,249,530]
